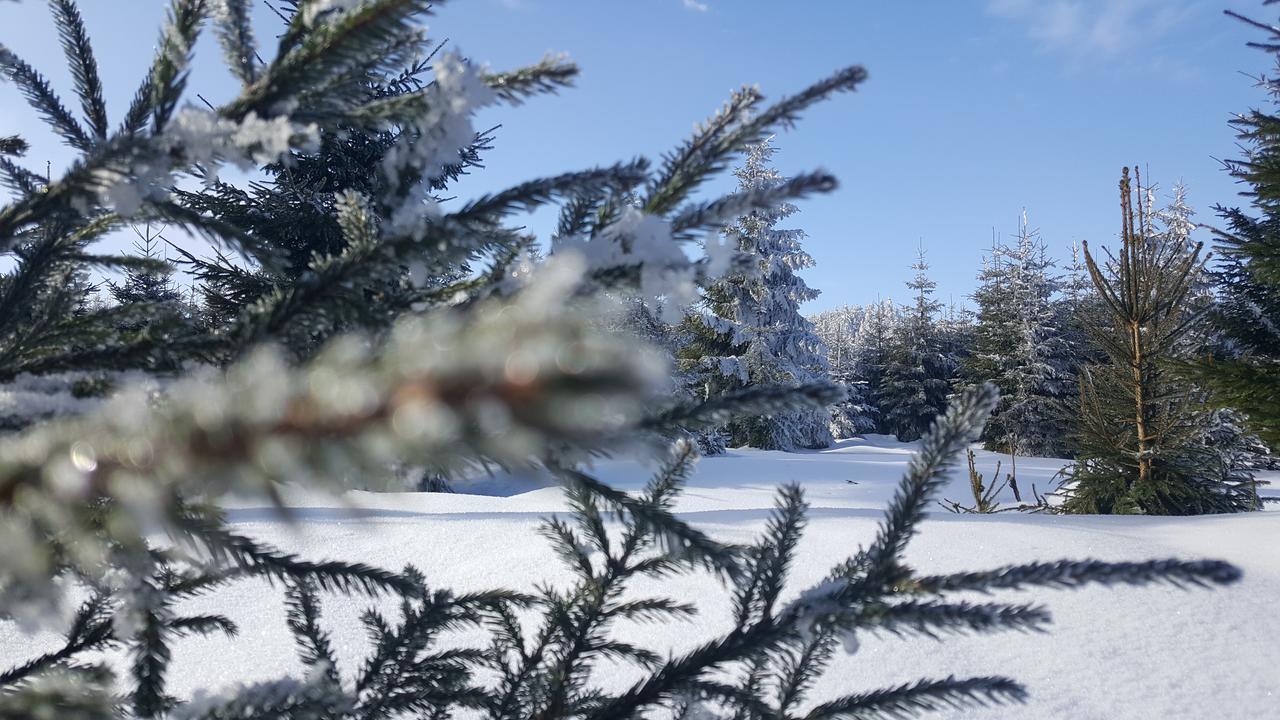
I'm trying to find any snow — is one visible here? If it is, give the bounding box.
[95,109,319,216]
[3,437,1277,719]
[380,52,496,189]
[0,371,163,429]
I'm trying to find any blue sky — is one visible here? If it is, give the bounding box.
[0,0,1271,311]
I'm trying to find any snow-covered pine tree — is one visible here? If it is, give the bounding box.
[859,297,899,433]
[1004,215,1071,456]
[965,215,1072,458]
[809,304,862,371]
[938,296,973,393]
[810,304,877,437]
[880,248,954,441]
[965,237,1020,417]
[680,139,834,450]
[1063,168,1256,514]
[175,1,509,354]
[1055,240,1094,391]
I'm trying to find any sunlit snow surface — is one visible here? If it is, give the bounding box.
[5,436,1277,719]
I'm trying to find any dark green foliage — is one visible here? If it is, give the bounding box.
[1062,168,1256,515]
[643,381,846,436]
[105,222,190,364]
[0,135,28,157]
[1201,8,1280,450]
[49,0,108,142]
[880,250,955,442]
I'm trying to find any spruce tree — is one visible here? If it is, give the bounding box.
[1159,183,1276,478]
[965,237,1020,414]
[965,215,1072,458]
[106,222,189,338]
[1005,216,1071,457]
[1058,239,1101,362]
[1201,8,1280,450]
[880,249,954,441]
[859,297,898,433]
[810,304,878,437]
[1063,168,1255,514]
[680,139,834,450]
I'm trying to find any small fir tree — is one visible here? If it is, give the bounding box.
[106,222,189,343]
[1063,168,1256,514]
[965,216,1073,458]
[858,297,899,433]
[965,237,1020,416]
[681,139,834,450]
[879,249,954,441]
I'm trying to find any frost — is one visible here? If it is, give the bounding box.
[703,232,737,278]
[381,52,496,189]
[0,371,162,429]
[299,0,365,26]
[554,207,705,314]
[385,194,442,243]
[95,109,318,214]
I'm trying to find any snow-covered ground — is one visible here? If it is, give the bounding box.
[5,436,1279,718]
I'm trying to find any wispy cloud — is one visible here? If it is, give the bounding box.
[682,0,709,12]
[986,0,1191,58]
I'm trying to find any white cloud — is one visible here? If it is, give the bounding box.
[986,0,1191,57]
[682,0,709,12]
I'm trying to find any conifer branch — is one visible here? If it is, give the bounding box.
[642,382,847,431]
[49,0,109,141]
[908,558,1243,594]
[0,135,29,158]
[0,44,92,151]
[670,170,838,240]
[213,0,259,85]
[147,0,209,132]
[800,676,1028,720]
[484,54,579,104]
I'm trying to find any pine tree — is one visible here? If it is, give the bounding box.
[106,222,188,338]
[1058,240,1100,373]
[965,215,1072,458]
[810,304,878,437]
[680,139,834,450]
[1002,215,1072,457]
[965,237,1020,414]
[1063,168,1256,514]
[859,298,899,433]
[1159,183,1275,478]
[1201,8,1280,450]
[880,249,954,441]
